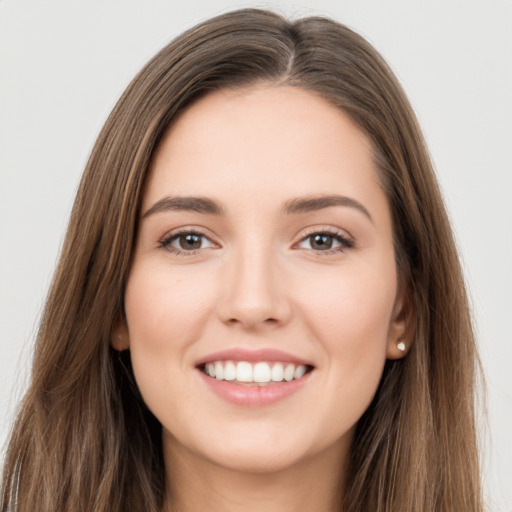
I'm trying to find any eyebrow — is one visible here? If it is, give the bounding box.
[142,194,372,222]
[143,196,225,218]
[282,195,373,222]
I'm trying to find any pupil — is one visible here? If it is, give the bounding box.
[181,234,201,249]
[312,234,332,250]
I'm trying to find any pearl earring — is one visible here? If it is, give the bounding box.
[397,340,406,352]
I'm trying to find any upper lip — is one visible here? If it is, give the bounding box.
[195,348,314,367]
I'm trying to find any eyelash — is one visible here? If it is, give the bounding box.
[295,228,354,255]
[159,230,216,256]
[158,228,354,256]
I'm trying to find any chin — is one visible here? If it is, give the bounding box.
[204,442,309,474]
[166,420,348,476]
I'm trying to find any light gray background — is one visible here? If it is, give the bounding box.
[1,0,511,509]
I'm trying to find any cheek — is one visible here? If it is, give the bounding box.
[124,262,215,350]
[293,267,395,441]
[295,260,397,391]
[301,260,396,333]
[123,262,217,407]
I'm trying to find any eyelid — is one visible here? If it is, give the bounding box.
[156,225,354,257]
[158,226,220,255]
[293,226,354,254]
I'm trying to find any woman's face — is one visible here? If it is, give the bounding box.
[120,85,408,474]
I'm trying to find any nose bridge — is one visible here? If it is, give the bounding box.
[219,234,290,328]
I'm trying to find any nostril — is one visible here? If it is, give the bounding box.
[225,316,279,328]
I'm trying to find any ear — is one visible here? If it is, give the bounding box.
[386,283,415,360]
[112,317,130,351]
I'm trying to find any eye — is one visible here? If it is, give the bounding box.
[297,231,353,253]
[159,230,216,254]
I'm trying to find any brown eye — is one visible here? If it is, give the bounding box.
[178,233,203,250]
[160,231,216,254]
[297,231,353,253]
[310,234,334,250]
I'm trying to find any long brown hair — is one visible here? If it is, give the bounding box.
[1,8,483,511]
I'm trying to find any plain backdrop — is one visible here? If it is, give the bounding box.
[1,0,511,509]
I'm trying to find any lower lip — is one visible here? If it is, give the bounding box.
[197,370,312,407]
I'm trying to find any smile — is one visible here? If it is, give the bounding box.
[201,360,311,385]
[195,348,315,406]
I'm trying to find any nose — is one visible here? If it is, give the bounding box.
[217,243,292,330]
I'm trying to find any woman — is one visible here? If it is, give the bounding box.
[1,8,483,512]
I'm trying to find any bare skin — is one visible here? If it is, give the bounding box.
[117,85,409,512]
[164,436,347,512]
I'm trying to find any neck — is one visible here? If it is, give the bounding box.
[162,436,350,512]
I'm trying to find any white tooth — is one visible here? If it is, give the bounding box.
[224,361,236,381]
[284,363,295,382]
[294,364,306,379]
[253,362,271,383]
[214,361,224,380]
[236,361,253,382]
[271,363,284,382]
[206,363,215,377]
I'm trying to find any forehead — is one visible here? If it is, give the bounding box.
[144,85,383,213]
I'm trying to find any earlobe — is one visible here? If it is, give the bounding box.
[386,284,415,360]
[112,319,130,351]
[387,337,409,359]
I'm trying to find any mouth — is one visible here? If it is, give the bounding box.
[198,360,315,386]
[195,348,315,406]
